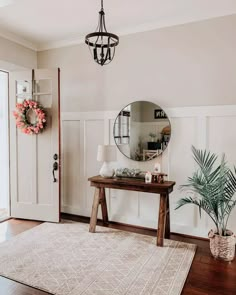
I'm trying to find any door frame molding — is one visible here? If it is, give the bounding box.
[0,70,10,218]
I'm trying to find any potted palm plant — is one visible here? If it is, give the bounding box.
[176,146,236,261]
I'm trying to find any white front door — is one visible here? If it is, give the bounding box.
[9,69,61,222]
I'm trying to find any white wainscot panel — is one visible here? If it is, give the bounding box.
[208,116,236,234]
[168,117,204,236]
[85,120,104,217]
[139,192,159,228]
[61,121,82,214]
[62,105,236,238]
[109,119,115,145]
[109,190,139,225]
[109,119,162,228]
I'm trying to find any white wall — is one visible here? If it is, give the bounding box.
[0,35,37,70]
[38,15,236,112]
[61,105,236,238]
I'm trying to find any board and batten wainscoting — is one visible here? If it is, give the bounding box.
[61,105,236,238]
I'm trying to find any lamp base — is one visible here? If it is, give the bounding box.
[99,162,115,178]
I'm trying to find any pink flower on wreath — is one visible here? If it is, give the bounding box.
[16,122,23,127]
[16,103,23,108]
[13,111,19,118]
[34,127,40,134]
[26,127,32,134]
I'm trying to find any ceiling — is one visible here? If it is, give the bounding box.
[0,0,236,51]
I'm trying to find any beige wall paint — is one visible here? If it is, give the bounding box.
[38,15,236,112]
[0,36,37,70]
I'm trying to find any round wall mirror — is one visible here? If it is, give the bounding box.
[113,101,171,161]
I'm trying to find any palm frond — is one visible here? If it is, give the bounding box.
[191,146,218,179]
[176,146,236,236]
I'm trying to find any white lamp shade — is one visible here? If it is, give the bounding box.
[97,145,117,162]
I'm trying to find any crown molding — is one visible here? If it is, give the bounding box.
[0,12,235,52]
[0,28,38,51]
[37,12,236,51]
[37,36,84,51]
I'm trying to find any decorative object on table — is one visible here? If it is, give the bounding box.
[13,99,47,135]
[115,168,145,179]
[152,172,167,184]
[145,171,152,183]
[176,146,236,261]
[154,162,161,173]
[85,0,119,66]
[97,145,117,178]
[113,101,171,162]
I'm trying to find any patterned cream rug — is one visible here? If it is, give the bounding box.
[0,222,196,295]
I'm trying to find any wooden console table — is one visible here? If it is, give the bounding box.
[88,176,175,247]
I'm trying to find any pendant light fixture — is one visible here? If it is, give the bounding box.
[85,0,119,66]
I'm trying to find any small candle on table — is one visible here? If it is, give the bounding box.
[154,162,161,173]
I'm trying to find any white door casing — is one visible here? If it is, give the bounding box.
[0,71,9,213]
[9,69,61,222]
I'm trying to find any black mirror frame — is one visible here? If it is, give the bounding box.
[113,100,172,162]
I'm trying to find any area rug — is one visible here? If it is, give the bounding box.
[0,222,196,295]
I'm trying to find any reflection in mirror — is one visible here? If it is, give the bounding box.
[113,101,171,161]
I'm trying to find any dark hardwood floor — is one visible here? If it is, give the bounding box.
[0,217,235,295]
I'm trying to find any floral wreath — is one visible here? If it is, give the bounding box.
[13,100,47,135]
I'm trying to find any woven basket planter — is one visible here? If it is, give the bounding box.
[208,230,236,261]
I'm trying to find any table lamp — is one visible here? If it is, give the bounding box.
[97,145,117,178]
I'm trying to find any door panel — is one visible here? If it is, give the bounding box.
[9,69,61,222]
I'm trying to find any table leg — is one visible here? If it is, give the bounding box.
[99,187,109,225]
[157,194,167,246]
[165,194,170,239]
[89,187,100,233]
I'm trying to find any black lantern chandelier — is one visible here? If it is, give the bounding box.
[85,0,119,66]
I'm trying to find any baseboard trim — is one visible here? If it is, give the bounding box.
[61,212,209,241]
[0,217,11,223]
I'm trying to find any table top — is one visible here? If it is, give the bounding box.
[88,176,176,194]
